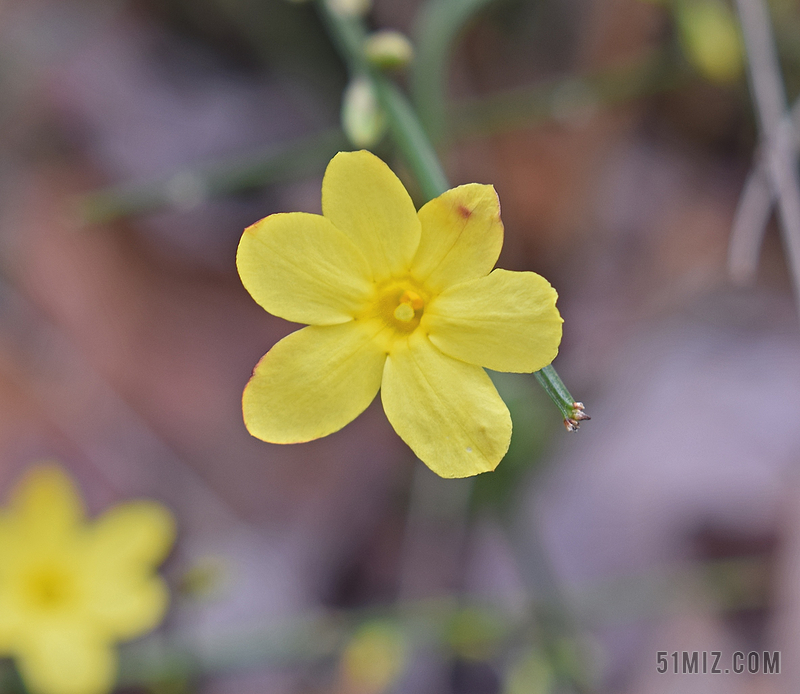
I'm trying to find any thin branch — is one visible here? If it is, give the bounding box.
[315,0,585,423]
[728,97,800,285]
[734,0,800,311]
[728,158,774,284]
[76,52,684,224]
[77,128,348,225]
[411,0,499,142]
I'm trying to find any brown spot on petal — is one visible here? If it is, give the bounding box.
[457,204,472,219]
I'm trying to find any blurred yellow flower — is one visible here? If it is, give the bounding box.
[339,621,406,694]
[0,465,175,694]
[675,0,743,83]
[237,150,562,478]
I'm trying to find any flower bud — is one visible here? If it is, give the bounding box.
[341,75,387,147]
[340,621,406,693]
[364,30,414,70]
[326,0,371,18]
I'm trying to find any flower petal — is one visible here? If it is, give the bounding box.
[243,322,387,443]
[238,212,374,325]
[0,569,24,652]
[9,465,84,541]
[381,333,511,478]
[88,501,175,568]
[424,269,562,373]
[84,501,174,639]
[86,574,169,641]
[322,150,421,281]
[16,626,116,694]
[412,184,503,292]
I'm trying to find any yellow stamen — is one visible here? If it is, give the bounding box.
[399,290,424,310]
[393,302,415,322]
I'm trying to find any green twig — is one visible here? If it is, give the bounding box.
[373,79,450,200]
[75,52,683,224]
[315,0,586,425]
[77,128,348,225]
[77,0,590,427]
[534,365,589,431]
[110,554,766,686]
[315,0,449,200]
[450,48,683,141]
[411,0,500,141]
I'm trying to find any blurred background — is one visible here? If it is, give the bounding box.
[0,0,799,691]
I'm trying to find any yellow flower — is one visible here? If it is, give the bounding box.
[675,0,743,83]
[237,150,563,478]
[338,620,406,694]
[0,465,175,694]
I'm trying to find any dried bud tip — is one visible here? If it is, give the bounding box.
[564,402,590,431]
[570,402,590,421]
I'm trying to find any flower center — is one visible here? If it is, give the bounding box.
[24,565,74,611]
[377,281,427,334]
[392,290,424,322]
[359,279,430,341]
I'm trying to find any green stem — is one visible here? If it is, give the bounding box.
[449,48,683,142]
[78,128,348,225]
[534,365,587,427]
[109,553,767,686]
[75,52,682,223]
[373,79,449,200]
[534,365,574,420]
[316,0,585,424]
[411,0,500,141]
[315,0,449,200]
